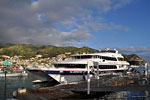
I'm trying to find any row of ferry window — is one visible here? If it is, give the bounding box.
[72,55,118,61]
[54,64,117,69]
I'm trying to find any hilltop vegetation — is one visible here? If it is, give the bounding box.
[123,54,143,61]
[0,42,97,58]
[0,45,35,58]
[0,42,14,48]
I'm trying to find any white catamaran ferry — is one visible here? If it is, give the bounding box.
[38,48,129,84]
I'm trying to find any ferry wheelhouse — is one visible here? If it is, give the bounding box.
[42,49,129,84]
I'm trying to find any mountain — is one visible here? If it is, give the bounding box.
[123,54,143,61]
[0,42,14,48]
[0,42,97,58]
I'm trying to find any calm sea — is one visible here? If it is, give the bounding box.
[0,71,55,100]
[0,71,150,100]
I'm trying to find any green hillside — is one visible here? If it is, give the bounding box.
[123,54,143,61]
[37,46,98,57]
[0,45,35,58]
[0,42,14,48]
[0,43,97,58]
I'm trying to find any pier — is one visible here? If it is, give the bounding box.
[14,72,150,100]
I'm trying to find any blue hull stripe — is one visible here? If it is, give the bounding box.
[44,70,124,75]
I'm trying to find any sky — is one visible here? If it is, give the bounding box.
[0,0,149,51]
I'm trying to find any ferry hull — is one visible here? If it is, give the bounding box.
[27,69,59,84]
[44,69,125,84]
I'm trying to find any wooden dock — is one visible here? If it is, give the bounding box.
[14,84,79,100]
[14,73,150,100]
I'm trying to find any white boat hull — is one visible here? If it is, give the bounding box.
[0,73,28,77]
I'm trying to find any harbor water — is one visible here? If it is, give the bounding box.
[0,76,32,100]
[0,71,150,100]
[0,71,56,100]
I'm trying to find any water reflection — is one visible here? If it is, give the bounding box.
[0,76,32,99]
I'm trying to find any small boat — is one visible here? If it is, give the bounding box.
[0,64,28,77]
[0,71,28,77]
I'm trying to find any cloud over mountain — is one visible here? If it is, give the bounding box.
[0,0,131,46]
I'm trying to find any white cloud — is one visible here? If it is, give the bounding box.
[31,0,40,9]
[0,0,132,46]
[113,0,132,9]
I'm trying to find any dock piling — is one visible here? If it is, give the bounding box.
[87,61,91,95]
[4,71,7,100]
[145,63,148,76]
